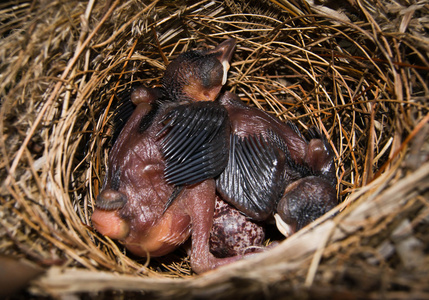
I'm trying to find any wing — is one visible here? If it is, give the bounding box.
[268,129,312,181]
[111,89,136,144]
[216,134,285,221]
[157,102,230,186]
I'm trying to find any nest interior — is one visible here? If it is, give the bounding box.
[1,0,428,298]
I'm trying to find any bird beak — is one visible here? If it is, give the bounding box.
[274,213,294,237]
[208,38,236,85]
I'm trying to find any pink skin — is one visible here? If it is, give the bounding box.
[92,39,247,273]
[92,89,337,272]
[219,92,308,165]
[219,91,336,175]
[92,38,337,273]
[92,88,244,273]
[219,91,337,231]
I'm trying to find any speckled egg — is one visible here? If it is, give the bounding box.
[210,196,265,258]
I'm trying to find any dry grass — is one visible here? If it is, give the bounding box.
[1,0,428,298]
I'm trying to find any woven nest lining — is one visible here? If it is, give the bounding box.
[1,0,428,298]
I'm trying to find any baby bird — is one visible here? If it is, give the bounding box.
[216,91,338,234]
[157,39,236,189]
[92,39,242,273]
[92,38,338,273]
[157,41,337,230]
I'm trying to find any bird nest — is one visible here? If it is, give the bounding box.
[1,0,428,298]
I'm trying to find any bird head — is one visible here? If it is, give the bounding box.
[162,38,236,102]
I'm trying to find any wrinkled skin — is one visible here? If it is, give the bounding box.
[92,89,242,273]
[217,91,338,235]
[92,39,249,273]
[92,38,338,273]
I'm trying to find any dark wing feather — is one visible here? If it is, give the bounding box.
[158,102,230,186]
[286,120,306,140]
[307,126,321,140]
[268,129,311,180]
[111,89,136,143]
[216,134,285,221]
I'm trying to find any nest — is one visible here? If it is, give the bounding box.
[1,0,428,298]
